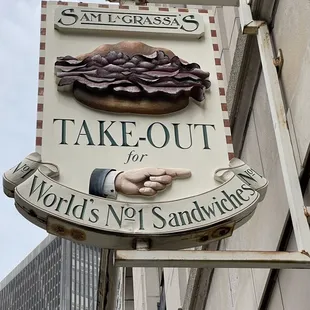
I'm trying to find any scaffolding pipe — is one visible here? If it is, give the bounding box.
[115,250,310,269]
[97,249,125,310]
[256,24,310,254]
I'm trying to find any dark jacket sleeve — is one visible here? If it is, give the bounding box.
[89,168,115,197]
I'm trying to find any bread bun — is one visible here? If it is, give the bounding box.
[73,88,189,114]
[77,41,176,59]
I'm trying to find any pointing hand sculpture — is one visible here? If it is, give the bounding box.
[115,167,191,196]
[89,167,191,198]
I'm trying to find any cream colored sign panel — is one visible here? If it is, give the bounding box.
[47,8,225,203]
[54,7,205,38]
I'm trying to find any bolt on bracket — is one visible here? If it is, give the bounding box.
[304,207,310,224]
[273,49,284,77]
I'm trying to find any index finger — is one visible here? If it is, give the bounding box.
[163,168,191,179]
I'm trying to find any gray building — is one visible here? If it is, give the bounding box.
[0,235,101,310]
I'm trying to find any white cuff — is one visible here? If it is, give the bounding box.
[102,170,121,199]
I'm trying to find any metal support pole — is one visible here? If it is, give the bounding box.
[239,0,265,34]
[97,249,125,310]
[256,24,310,253]
[115,250,310,269]
[132,239,151,310]
[182,242,219,310]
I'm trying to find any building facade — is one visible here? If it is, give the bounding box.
[0,236,62,310]
[0,235,102,310]
[202,2,310,309]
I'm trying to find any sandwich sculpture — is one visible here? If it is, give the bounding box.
[55,41,211,114]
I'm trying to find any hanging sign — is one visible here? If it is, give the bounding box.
[3,2,268,250]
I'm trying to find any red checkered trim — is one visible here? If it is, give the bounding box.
[36,137,42,146]
[213,44,219,51]
[37,120,43,130]
[208,10,234,160]
[37,104,44,112]
[223,119,230,127]
[38,88,44,96]
[211,30,217,37]
[226,136,232,144]
[228,152,235,160]
[37,2,48,150]
[219,87,225,96]
[221,103,228,111]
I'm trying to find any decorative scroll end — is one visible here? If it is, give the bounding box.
[214,158,269,202]
[3,152,42,198]
[214,169,234,184]
[39,163,60,179]
[229,158,268,202]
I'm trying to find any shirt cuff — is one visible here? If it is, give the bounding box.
[102,170,121,199]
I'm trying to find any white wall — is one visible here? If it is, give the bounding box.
[132,268,160,310]
[268,228,310,310]
[204,1,310,309]
[272,0,310,168]
[205,73,290,310]
[164,267,190,310]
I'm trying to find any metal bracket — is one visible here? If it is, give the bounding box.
[134,238,151,250]
[304,207,310,224]
[239,0,265,34]
[257,24,310,253]
[243,20,266,35]
[273,49,284,77]
[115,250,310,269]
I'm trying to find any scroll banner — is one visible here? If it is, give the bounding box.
[3,153,268,250]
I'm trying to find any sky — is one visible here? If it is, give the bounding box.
[0,0,111,283]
